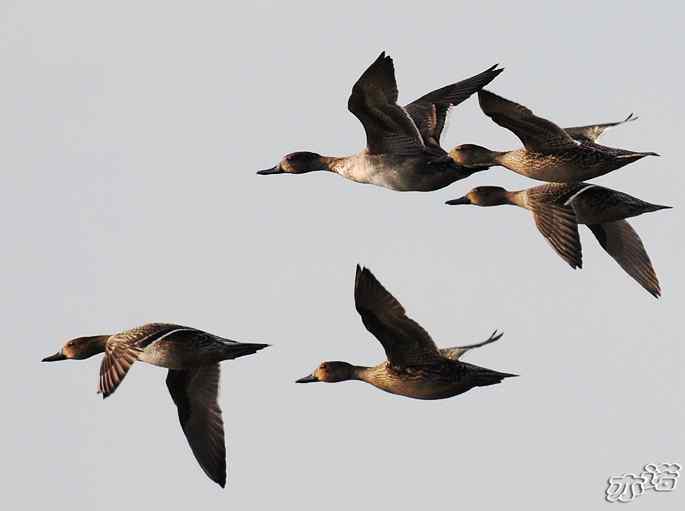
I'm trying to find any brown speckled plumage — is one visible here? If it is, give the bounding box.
[449,90,658,182]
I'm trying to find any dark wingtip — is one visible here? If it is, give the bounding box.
[375,51,391,65]
[568,259,583,270]
[490,64,505,75]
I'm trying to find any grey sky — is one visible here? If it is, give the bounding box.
[2,1,683,509]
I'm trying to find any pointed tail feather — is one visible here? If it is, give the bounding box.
[462,361,518,387]
[473,369,518,387]
[221,342,270,360]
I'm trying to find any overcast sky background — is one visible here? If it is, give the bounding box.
[2,1,683,509]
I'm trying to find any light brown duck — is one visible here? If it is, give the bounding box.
[42,323,269,487]
[296,265,517,399]
[449,90,658,182]
[446,183,670,297]
[258,52,503,191]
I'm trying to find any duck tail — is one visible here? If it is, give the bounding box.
[471,366,518,387]
[221,341,270,360]
[617,151,660,160]
[645,203,673,214]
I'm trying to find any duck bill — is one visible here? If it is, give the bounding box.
[257,165,284,175]
[445,196,471,205]
[295,373,319,383]
[42,351,67,362]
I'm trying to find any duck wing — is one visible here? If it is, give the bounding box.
[564,113,638,143]
[440,330,503,361]
[354,265,441,368]
[405,64,503,146]
[167,364,226,488]
[587,220,661,298]
[348,52,425,156]
[525,187,583,269]
[98,337,141,398]
[97,323,199,398]
[478,90,578,153]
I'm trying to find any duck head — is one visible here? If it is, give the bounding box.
[446,186,511,207]
[258,151,328,175]
[296,361,355,383]
[41,335,109,362]
[449,144,499,169]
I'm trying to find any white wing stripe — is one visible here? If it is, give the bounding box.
[564,184,598,206]
[140,328,196,349]
[399,105,425,146]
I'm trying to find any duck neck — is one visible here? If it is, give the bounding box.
[505,190,529,209]
[78,335,109,359]
[320,156,347,173]
[495,150,527,171]
[489,150,510,167]
[349,364,374,382]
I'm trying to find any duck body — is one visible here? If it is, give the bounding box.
[123,323,264,370]
[296,266,516,400]
[520,182,671,225]
[331,151,472,191]
[497,143,654,183]
[355,359,514,400]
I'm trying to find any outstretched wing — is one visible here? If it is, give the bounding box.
[530,203,583,269]
[98,338,141,398]
[348,52,425,156]
[440,330,503,361]
[167,365,226,488]
[405,64,503,145]
[588,220,660,298]
[97,323,195,398]
[478,89,578,153]
[354,265,441,368]
[565,113,638,143]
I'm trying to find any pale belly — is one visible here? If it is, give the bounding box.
[137,343,205,369]
[336,155,462,192]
